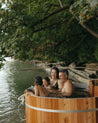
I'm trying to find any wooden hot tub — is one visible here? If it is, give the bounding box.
[25,80,98,123]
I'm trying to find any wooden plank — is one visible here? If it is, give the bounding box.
[45,98,53,123]
[95,80,98,85]
[89,80,94,97]
[41,97,46,123]
[94,86,98,97]
[58,99,65,123]
[70,99,78,123]
[36,97,42,123]
[96,97,98,123]
[51,99,58,123]
[87,98,96,123]
[77,99,86,123]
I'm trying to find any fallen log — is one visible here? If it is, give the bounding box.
[68,68,90,84]
[84,63,98,75]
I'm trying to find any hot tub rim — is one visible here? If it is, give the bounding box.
[25,92,97,100]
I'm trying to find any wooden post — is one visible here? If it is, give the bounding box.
[94,80,98,97]
[89,80,94,97]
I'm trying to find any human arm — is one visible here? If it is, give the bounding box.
[34,86,39,96]
[58,79,64,91]
[48,85,52,90]
[24,86,35,94]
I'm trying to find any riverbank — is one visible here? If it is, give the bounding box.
[31,60,98,84]
[5,58,98,83]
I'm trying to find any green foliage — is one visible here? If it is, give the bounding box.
[0,52,5,68]
[0,0,98,65]
[94,42,98,61]
[70,0,97,23]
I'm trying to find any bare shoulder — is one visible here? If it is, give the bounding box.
[35,85,39,90]
[64,80,74,90]
[67,80,73,85]
[67,80,74,91]
[58,79,63,83]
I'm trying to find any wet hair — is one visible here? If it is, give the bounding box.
[43,77,50,85]
[51,67,59,79]
[35,76,42,86]
[59,69,69,77]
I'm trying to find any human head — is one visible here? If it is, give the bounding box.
[59,69,69,80]
[51,67,59,79]
[35,76,42,86]
[43,77,50,87]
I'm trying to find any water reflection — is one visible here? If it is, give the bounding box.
[0,58,48,123]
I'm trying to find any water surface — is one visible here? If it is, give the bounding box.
[0,58,48,123]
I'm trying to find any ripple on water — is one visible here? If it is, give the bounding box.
[0,57,48,123]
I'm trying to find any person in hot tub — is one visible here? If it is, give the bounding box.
[43,77,52,90]
[59,69,74,97]
[49,67,59,90]
[34,76,49,97]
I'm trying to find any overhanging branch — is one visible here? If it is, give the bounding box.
[58,0,98,38]
[31,5,69,28]
[33,19,68,33]
[75,16,98,38]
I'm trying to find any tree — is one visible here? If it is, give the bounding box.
[0,0,98,65]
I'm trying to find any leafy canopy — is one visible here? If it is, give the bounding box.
[0,0,98,66]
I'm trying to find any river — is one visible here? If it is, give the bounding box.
[0,57,49,123]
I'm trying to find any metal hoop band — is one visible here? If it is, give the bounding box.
[25,103,98,113]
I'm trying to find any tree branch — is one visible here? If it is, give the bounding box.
[31,5,69,28]
[75,16,98,38]
[33,19,68,33]
[80,22,98,38]
[58,1,98,38]
[58,0,63,8]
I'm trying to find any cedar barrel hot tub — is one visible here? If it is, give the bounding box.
[25,80,98,123]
